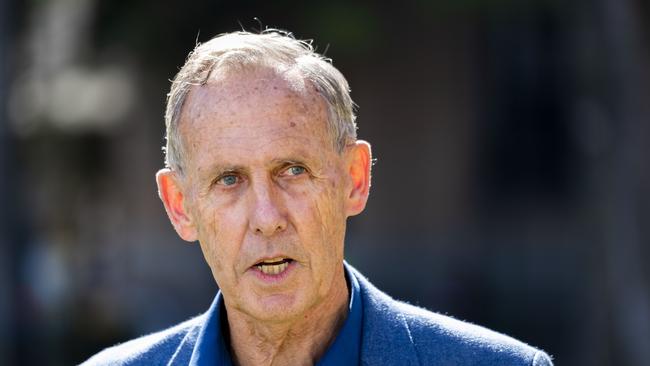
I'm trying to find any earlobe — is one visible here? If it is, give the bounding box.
[346,140,372,217]
[156,169,198,242]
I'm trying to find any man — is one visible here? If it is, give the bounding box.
[83,30,553,365]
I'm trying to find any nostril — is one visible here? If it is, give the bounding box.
[254,224,285,235]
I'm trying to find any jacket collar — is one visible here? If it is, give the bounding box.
[188,292,225,366]
[347,264,421,366]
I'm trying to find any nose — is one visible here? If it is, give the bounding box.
[248,179,288,236]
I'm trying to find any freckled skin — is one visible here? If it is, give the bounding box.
[156,66,372,365]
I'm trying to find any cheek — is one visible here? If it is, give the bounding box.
[287,181,346,252]
[317,189,347,251]
[194,199,248,273]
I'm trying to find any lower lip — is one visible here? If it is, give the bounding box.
[250,260,297,284]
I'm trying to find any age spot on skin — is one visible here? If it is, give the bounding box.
[290,122,296,127]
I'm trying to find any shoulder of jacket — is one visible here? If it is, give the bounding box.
[79,314,205,366]
[349,266,553,366]
[395,301,553,365]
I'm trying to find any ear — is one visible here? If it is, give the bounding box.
[156,168,198,242]
[345,140,372,217]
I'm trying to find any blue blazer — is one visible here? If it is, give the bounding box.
[82,264,553,365]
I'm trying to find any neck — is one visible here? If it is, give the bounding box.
[225,271,349,366]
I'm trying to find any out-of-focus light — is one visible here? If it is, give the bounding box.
[9,66,136,135]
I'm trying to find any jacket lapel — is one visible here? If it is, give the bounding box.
[348,265,421,366]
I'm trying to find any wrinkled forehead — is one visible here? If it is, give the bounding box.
[181,65,323,125]
[176,66,332,169]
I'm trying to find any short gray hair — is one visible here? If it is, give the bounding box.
[164,29,357,173]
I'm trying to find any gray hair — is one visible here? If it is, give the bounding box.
[164,29,357,173]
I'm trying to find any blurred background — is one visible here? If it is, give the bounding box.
[1,0,649,364]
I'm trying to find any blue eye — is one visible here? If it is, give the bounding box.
[288,166,306,176]
[219,175,238,186]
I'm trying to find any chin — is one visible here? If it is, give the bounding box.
[246,292,313,322]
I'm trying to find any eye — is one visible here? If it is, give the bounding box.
[285,165,306,176]
[216,174,239,186]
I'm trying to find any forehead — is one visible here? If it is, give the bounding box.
[178,67,333,171]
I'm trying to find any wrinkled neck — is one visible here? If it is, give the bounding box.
[225,273,349,366]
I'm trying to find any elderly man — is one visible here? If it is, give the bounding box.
[83,30,553,365]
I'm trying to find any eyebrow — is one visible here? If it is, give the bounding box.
[270,158,307,166]
[198,149,320,175]
[208,157,309,173]
[201,164,247,180]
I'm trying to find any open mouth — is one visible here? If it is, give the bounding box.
[254,257,294,275]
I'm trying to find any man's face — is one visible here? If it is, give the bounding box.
[161,68,367,322]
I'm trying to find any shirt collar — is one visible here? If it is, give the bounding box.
[189,262,362,366]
